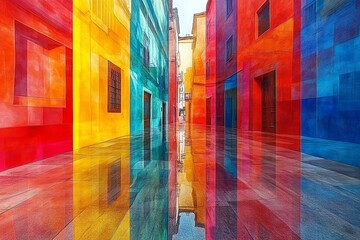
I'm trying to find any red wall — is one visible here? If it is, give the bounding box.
[237,0,300,137]
[206,0,217,126]
[215,0,238,127]
[0,0,73,171]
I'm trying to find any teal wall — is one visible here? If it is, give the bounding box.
[130,0,169,134]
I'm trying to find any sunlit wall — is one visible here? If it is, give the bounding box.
[73,0,131,150]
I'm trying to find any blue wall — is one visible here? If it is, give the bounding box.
[301,0,360,166]
[130,0,169,134]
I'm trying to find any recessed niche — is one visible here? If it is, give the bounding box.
[14,21,66,108]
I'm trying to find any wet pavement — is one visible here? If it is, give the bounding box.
[0,124,359,239]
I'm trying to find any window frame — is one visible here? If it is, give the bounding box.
[257,0,270,37]
[226,0,233,17]
[108,61,121,113]
[143,33,150,69]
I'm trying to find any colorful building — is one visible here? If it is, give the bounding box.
[237,0,301,137]
[73,0,131,150]
[205,0,217,126]
[179,36,194,123]
[301,0,360,167]
[130,0,169,134]
[191,12,207,125]
[216,0,238,128]
[169,7,181,124]
[0,0,73,170]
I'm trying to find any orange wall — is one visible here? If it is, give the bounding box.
[191,13,206,125]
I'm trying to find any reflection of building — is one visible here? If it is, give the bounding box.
[73,138,131,239]
[73,0,131,149]
[178,72,185,120]
[130,129,169,239]
[0,0,73,170]
[169,7,181,124]
[130,0,169,134]
[175,125,206,236]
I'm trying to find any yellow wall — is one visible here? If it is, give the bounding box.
[73,0,131,150]
[179,37,193,123]
[73,1,131,239]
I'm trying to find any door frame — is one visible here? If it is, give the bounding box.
[143,88,152,130]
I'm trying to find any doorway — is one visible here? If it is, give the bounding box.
[144,91,151,130]
[162,102,166,128]
[260,71,276,133]
[225,88,237,129]
[144,91,151,164]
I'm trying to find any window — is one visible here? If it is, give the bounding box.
[257,1,270,37]
[226,35,234,62]
[108,62,121,113]
[143,34,150,69]
[226,0,233,17]
[91,0,110,30]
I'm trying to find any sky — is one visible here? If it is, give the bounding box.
[173,0,207,36]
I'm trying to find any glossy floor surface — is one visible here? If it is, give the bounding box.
[0,125,359,240]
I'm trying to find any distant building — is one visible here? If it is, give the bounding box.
[179,36,194,123]
[169,8,181,124]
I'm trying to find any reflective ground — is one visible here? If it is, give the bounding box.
[0,124,359,240]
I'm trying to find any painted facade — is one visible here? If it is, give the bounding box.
[73,0,131,150]
[72,1,132,238]
[169,8,180,124]
[130,0,169,134]
[216,0,238,128]
[206,0,217,127]
[0,0,73,170]
[191,13,207,125]
[204,2,302,238]
[237,0,301,137]
[301,0,360,167]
